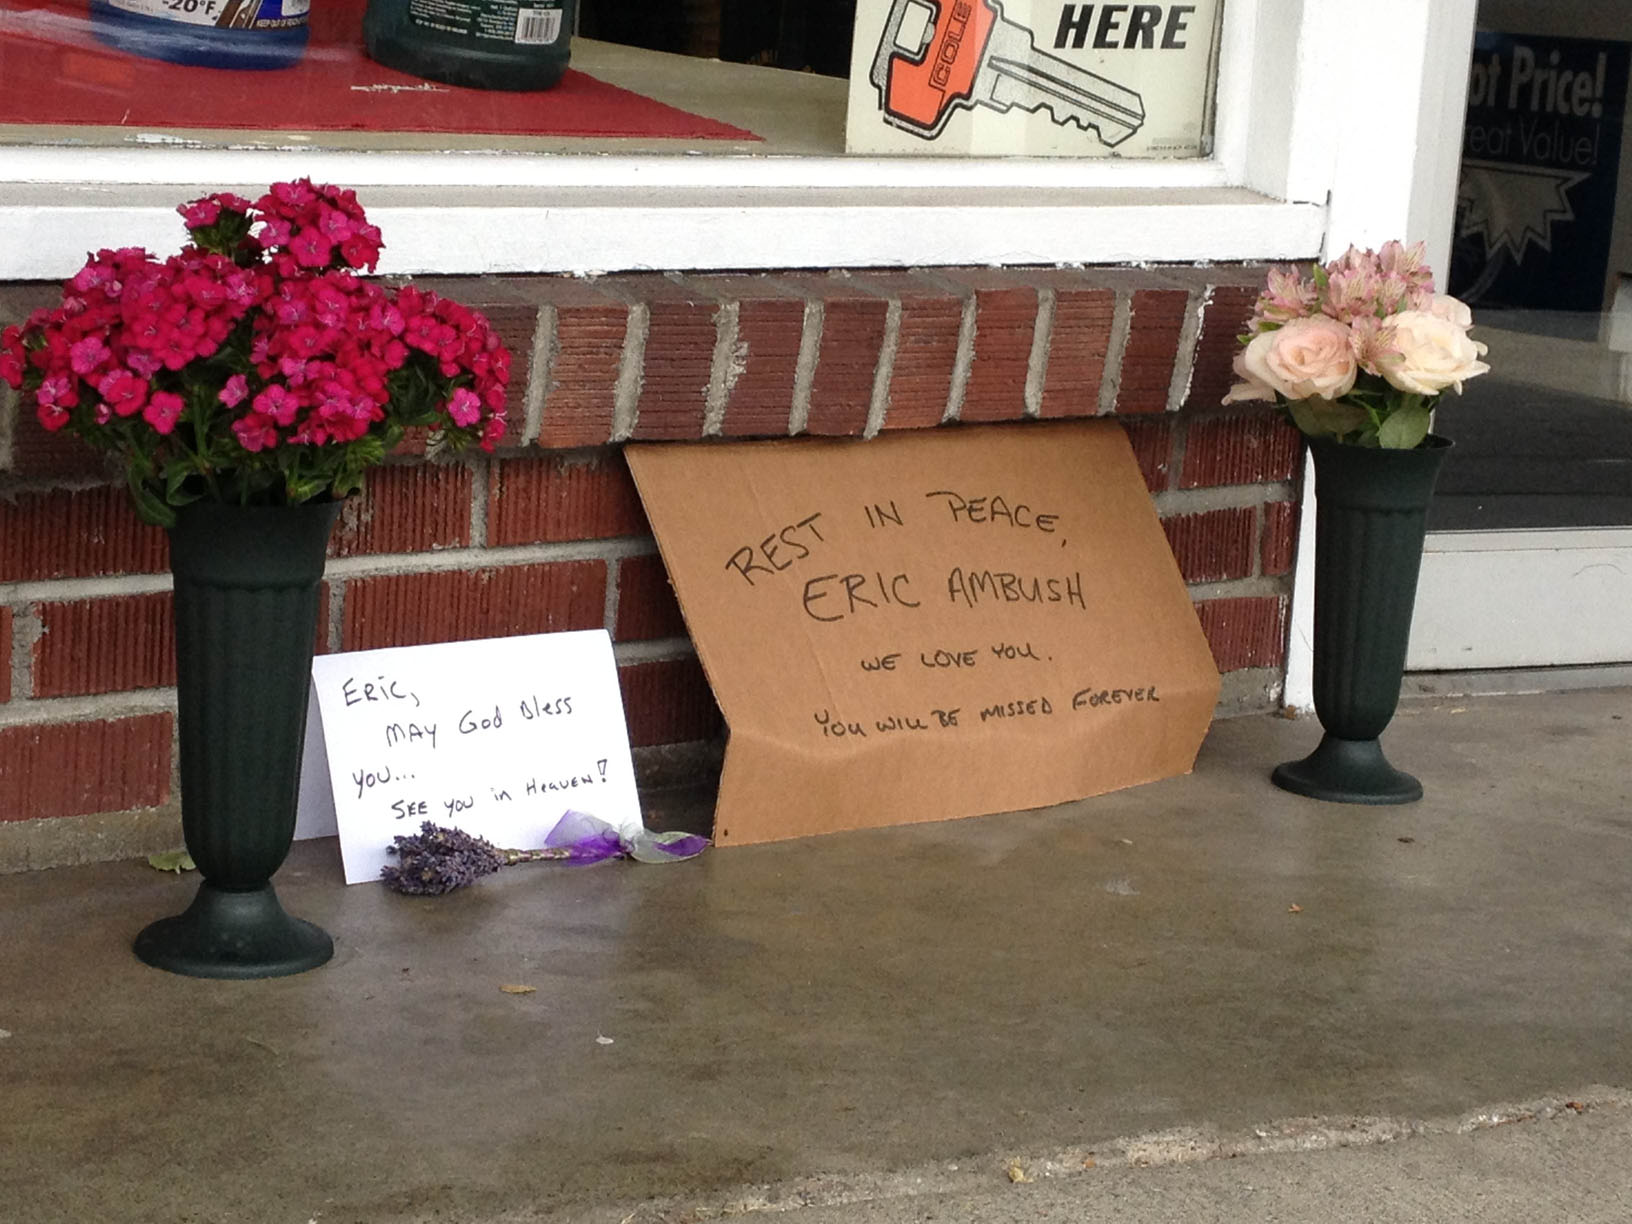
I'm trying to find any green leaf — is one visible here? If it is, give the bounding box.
[127,473,176,528]
[285,475,329,505]
[1377,403,1432,450]
[1284,399,1327,437]
[163,462,205,505]
[1287,397,1370,440]
[331,470,365,500]
[146,850,196,873]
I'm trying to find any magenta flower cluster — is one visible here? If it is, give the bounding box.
[1,180,509,523]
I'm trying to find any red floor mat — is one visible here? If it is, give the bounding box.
[0,0,759,140]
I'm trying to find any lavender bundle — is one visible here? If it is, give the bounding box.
[381,812,708,896]
[381,821,570,895]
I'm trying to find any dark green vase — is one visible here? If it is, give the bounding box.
[134,500,341,978]
[1272,436,1450,805]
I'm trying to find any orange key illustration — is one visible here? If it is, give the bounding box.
[869,0,1145,144]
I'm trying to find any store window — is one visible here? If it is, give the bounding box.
[1434,0,1631,534]
[0,0,1221,159]
[1408,0,1632,671]
[1,0,1370,279]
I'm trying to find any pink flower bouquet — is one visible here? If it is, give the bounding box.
[1224,241,1489,449]
[1,179,509,525]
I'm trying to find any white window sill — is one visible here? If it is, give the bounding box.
[0,177,1321,278]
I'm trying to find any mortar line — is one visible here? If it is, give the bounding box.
[1023,286,1056,418]
[0,388,14,470]
[0,474,130,498]
[1253,500,1266,578]
[0,687,177,728]
[522,302,554,446]
[1151,481,1295,516]
[468,457,489,550]
[943,289,977,423]
[702,300,740,438]
[326,577,345,654]
[10,603,37,702]
[611,302,648,443]
[1,574,175,603]
[1185,574,1293,601]
[0,538,658,606]
[788,298,822,436]
[1167,415,1190,491]
[1166,286,1209,411]
[1097,289,1132,415]
[864,299,901,439]
[602,546,622,636]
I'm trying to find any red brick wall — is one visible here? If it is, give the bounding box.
[0,265,1302,861]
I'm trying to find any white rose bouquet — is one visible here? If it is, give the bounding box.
[1225,241,1489,449]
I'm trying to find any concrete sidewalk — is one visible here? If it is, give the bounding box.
[2,687,1629,1223]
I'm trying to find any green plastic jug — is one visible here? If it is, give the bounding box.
[364,0,575,91]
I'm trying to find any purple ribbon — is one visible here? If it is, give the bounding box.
[544,809,710,865]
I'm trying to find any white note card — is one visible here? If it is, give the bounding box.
[299,630,643,885]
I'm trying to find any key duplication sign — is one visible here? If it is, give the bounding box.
[298,630,643,884]
[847,0,1222,157]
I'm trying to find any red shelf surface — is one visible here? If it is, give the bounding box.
[0,0,759,140]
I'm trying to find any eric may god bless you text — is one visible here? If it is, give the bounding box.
[800,567,1088,623]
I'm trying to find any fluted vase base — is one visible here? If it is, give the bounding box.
[134,883,333,979]
[1272,734,1422,805]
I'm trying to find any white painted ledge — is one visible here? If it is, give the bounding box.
[0,180,1322,279]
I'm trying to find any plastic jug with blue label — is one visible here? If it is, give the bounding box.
[363,0,575,91]
[91,0,310,69]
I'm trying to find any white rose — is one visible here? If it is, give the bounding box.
[1239,316,1358,401]
[1383,310,1490,396]
[1424,294,1474,329]
[1221,348,1277,404]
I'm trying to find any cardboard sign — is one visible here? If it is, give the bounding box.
[297,630,643,884]
[626,421,1219,847]
[845,0,1222,158]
